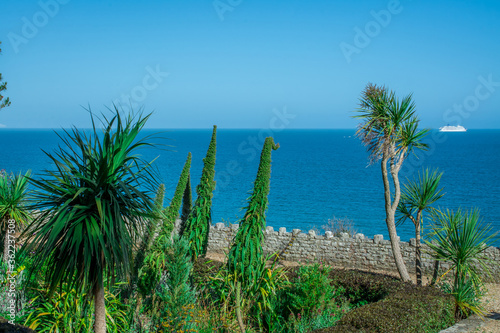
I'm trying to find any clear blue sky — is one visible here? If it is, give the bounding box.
[1,0,499,129]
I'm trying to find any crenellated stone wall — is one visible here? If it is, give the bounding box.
[193,222,500,282]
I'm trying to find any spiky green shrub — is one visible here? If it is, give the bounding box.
[154,236,197,331]
[426,208,498,319]
[21,110,160,333]
[161,152,192,240]
[120,184,166,300]
[137,153,192,298]
[183,126,217,261]
[227,137,279,283]
[180,174,192,233]
[23,285,129,333]
[0,170,32,263]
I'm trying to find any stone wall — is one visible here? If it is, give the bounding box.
[200,222,500,282]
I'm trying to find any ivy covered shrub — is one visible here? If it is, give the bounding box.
[313,269,456,333]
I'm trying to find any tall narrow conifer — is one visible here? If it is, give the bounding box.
[161,152,192,240]
[227,137,279,283]
[183,126,217,261]
[179,174,192,236]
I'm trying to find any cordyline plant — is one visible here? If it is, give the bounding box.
[21,109,160,333]
[426,208,498,318]
[182,126,217,261]
[397,168,444,286]
[0,170,31,264]
[227,137,279,287]
[354,83,429,282]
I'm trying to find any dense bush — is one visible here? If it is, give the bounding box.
[312,269,456,333]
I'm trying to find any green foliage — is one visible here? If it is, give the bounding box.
[128,184,166,298]
[21,110,159,297]
[154,236,197,331]
[426,208,498,318]
[354,83,430,282]
[180,174,192,232]
[441,275,485,320]
[163,152,191,238]
[0,42,11,109]
[397,168,444,226]
[183,126,217,261]
[23,285,129,333]
[315,270,455,333]
[283,264,343,318]
[354,83,429,164]
[0,170,31,262]
[227,137,279,285]
[397,167,444,285]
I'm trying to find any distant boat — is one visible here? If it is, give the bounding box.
[439,125,467,132]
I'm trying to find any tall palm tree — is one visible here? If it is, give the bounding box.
[0,170,31,263]
[21,110,160,333]
[397,168,444,285]
[354,83,429,282]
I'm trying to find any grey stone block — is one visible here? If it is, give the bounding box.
[374,234,383,244]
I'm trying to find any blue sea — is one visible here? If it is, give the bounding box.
[1,129,499,246]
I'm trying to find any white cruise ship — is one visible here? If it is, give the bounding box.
[439,125,467,132]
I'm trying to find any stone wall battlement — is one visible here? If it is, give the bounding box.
[195,222,500,282]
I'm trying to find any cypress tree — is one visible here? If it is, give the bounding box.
[161,152,192,239]
[227,137,279,283]
[179,174,192,236]
[183,125,217,261]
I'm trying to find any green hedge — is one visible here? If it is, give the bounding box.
[313,269,456,333]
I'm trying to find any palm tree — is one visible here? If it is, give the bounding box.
[21,110,160,333]
[354,83,429,282]
[426,208,498,318]
[0,170,31,263]
[397,168,444,285]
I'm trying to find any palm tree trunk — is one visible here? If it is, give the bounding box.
[94,280,106,333]
[430,260,440,286]
[415,220,422,286]
[381,154,411,282]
